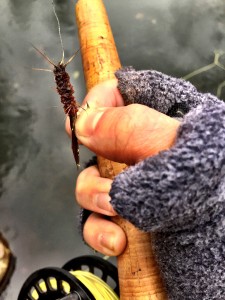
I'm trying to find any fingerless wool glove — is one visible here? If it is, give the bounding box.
[80,68,225,299]
[111,68,225,300]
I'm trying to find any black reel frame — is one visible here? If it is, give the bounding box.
[18,255,119,300]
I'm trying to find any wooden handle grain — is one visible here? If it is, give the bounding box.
[75,0,168,299]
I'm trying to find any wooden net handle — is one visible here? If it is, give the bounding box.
[75,0,168,299]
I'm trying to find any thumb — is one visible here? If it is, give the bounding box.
[76,104,180,165]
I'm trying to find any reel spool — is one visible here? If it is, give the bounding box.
[18,255,119,300]
[62,255,119,296]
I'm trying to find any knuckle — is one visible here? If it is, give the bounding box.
[75,166,102,207]
[75,171,87,202]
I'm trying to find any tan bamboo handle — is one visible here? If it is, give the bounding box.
[75,0,168,299]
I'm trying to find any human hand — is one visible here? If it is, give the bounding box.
[66,79,180,256]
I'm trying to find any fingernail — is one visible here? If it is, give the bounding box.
[94,193,116,215]
[76,108,104,138]
[98,232,115,253]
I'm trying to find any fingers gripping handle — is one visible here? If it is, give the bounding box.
[75,0,168,299]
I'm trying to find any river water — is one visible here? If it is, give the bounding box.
[0,0,225,298]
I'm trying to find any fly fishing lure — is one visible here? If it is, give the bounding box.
[33,1,80,168]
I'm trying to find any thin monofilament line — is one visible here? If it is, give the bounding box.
[52,0,65,64]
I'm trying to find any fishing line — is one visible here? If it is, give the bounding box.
[70,270,119,300]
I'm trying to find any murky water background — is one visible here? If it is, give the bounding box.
[0,0,225,298]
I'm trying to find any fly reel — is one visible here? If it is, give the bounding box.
[18,255,119,300]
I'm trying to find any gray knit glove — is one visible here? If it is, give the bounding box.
[79,68,225,299]
[107,68,225,300]
[111,67,223,232]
